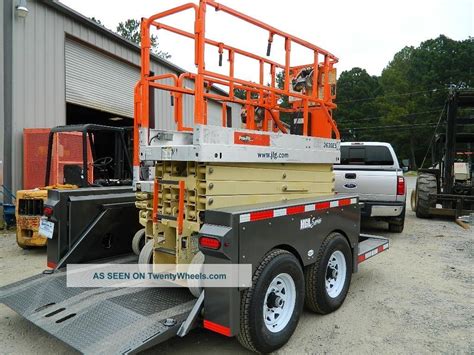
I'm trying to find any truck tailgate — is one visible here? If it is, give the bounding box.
[334,169,398,201]
[0,256,197,354]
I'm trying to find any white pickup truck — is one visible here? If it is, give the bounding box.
[334,142,406,233]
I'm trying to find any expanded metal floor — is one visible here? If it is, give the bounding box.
[0,257,196,354]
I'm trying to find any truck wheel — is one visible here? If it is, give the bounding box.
[138,240,154,274]
[304,232,352,314]
[389,208,405,233]
[415,173,437,218]
[131,228,146,255]
[238,249,304,353]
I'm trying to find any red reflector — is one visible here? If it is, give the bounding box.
[287,205,305,215]
[43,206,53,217]
[203,320,231,337]
[250,210,273,221]
[316,201,330,210]
[339,199,351,206]
[397,176,405,195]
[199,236,221,250]
[47,260,57,269]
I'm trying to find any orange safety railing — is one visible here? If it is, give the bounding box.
[134,0,339,171]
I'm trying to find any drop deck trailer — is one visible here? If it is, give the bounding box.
[0,194,388,354]
[1,1,391,353]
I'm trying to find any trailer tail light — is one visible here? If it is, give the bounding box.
[43,206,54,217]
[199,236,221,250]
[397,176,405,195]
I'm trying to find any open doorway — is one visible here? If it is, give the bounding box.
[65,103,133,184]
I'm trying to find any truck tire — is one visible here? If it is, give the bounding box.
[389,208,405,233]
[138,240,154,274]
[304,232,352,314]
[238,249,304,353]
[415,173,437,218]
[131,228,146,255]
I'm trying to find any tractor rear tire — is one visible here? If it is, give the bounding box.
[415,173,437,218]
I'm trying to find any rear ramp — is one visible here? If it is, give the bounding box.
[0,256,198,354]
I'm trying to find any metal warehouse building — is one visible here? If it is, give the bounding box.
[1,0,240,198]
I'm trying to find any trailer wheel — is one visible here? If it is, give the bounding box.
[415,173,437,218]
[138,240,154,274]
[304,232,352,314]
[131,228,146,255]
[238,249,304,353]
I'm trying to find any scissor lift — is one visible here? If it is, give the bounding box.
[1,1,389,353]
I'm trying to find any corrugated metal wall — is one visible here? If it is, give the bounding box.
[9,0,241,192]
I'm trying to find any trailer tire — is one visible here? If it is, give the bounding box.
[304,232,352,314]
[238,249,304,353]
[415,173,437,218]
[131,228,146,255]
[138,240,154,274]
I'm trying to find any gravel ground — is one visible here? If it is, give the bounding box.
[0,177,472,354]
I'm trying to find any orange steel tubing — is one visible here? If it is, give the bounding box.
[136,0,339,142]
[205,0,338,61]
[221,102,227,127]
[151,21,284,70]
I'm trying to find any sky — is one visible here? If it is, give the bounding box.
[60,0,473,81]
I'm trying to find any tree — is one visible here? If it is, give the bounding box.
[334,67,382,141]
[376,35,473,169]
[116,19,171,59]
[336,35,473,169]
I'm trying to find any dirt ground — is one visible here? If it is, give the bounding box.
[0,176,472,354]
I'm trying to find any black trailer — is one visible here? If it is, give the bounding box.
[1,194,388,354]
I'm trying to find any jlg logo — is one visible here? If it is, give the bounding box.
[300,217,322,230]
[239,135,252,142]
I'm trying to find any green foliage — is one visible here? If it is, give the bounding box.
[336,35,474,169]
[335,67,382,141]
[116,19,171,59]
[90,17,103,25]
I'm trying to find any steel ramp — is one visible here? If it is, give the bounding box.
[0,256,197,354]
[357,234,389,263]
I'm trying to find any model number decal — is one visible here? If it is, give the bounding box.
[300,217,322,230]
[323,142,339,149]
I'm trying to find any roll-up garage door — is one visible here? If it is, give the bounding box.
[65,38,139,118]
